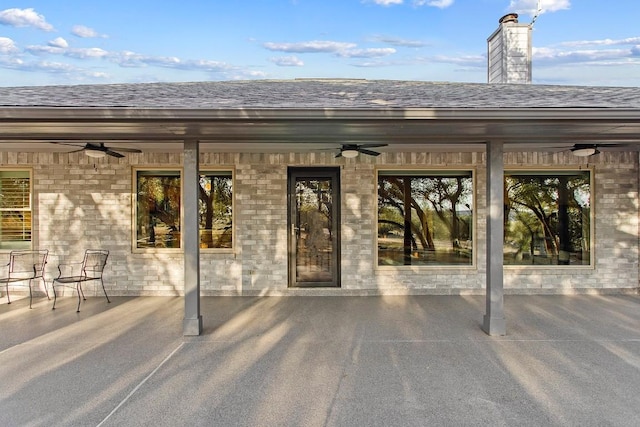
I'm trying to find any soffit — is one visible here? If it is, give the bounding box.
[1,108,639,154]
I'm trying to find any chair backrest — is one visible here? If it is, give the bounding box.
[82,249,109,276]
[9,250,48,280]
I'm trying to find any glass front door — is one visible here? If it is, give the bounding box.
[288,168,340,287]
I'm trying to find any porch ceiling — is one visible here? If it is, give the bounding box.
[1,107,640,154]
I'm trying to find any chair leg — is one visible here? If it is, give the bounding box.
[6,283,10,304]
[76,282,82,312]
[42,277,50,300]
[51,281,57,310]
[28,279,33,309]
[100,278,111,303]
[79,282,86,301]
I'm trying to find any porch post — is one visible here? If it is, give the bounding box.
[183,140,203,336]
[483,140,506,336]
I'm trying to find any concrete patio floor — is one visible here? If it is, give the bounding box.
[1,293,639,426]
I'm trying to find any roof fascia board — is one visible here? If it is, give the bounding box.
[0,107,639,122]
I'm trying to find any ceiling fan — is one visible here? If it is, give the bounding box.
[336,143,388,158]
[564,143,635,157]
[51,142,142,158]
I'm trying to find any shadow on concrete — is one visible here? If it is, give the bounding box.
[1,295,639,426]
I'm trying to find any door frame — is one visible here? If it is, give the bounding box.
[287,167,341,288]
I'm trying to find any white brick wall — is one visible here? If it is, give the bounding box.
[1,149,637,297]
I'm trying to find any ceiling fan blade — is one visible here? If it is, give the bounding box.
[104,149,125,158]
[358,143,388,149]
[104,146,142,153]
[572,143,634,149]
[50,141,91,154]
[50,142,86,148]
[594,143,631,148]
[358,148,382,156]
[90,142,140,157]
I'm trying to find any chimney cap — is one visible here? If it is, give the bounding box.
[499,13,519,24]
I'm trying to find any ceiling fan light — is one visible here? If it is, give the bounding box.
[341,149,359,158]
[571,147,596,157]
[85,150,107,158]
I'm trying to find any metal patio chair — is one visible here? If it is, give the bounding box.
[0,249,49,308]
[51,249,110,312]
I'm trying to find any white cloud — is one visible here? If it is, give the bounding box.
[351,60,394,68]
[367,0,404,5]
[533,46,634,64]
[25,44,65,55]
[88,71,109,79]
[370,35,428,48]
[72,25,106,38]
[112,51,233,72]
[558,37,640,48]
[239,70,268,78]
[0,8,54,31]
[369,0,454,6]
[26,43,109,59]
[1,35,257,84]
[429,54,485,67]
[431,0,454,7]
[509,0,570,16]
[31,61,77,73]
[1,59,76,73]
[270,56,304,66]
[414,0,454,8]
[49,37,68,49]
[0,56,112,84]
[263,40,396,59]
[0,37,19,53]
[178,59,232,71]
[263,40,357,53]
[67,47,110,59]
[0,56,24,67]
[337,48,396,58]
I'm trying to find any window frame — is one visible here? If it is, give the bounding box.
[375,167,477,270]
[0,168,33,251]
[132,167,235,254]
[503,167,595,269]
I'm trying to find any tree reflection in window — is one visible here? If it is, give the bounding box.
[504,171,590,266]
[136,171,181,248]
[199,172,233,249]
[378,171,473,266]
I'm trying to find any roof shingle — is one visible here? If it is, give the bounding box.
[1,79,640,109]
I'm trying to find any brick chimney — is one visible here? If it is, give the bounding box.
[487,13,532,84]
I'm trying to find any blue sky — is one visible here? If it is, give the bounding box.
[1,0,639,87]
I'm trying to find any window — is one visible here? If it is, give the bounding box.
[199,171,233,249]
[504,170,591,266]
[378,171,474,266]
[0,170,32,250]
[136,170,181,249]
[135,169,233,250]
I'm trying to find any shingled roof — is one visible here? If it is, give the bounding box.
[2,79,640,109]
